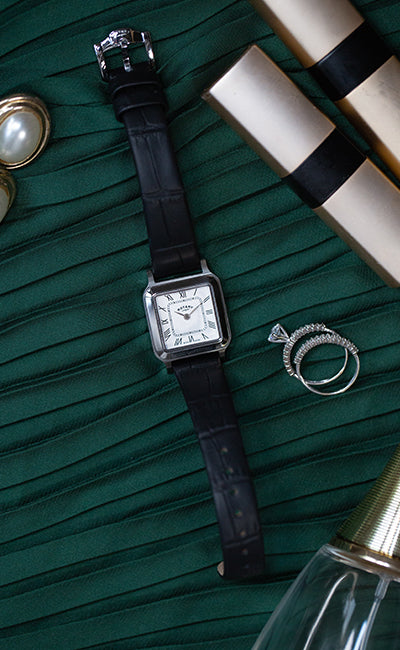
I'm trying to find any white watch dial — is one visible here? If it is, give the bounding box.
[154,284,222,351]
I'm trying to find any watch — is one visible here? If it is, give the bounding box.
[144,260,230,365]
[94,29,265,579]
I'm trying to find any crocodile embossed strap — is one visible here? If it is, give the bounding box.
[108,61,201,282]
[95,30,265,578]
[173,353,265,579]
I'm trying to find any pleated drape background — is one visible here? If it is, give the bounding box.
[1,0,400,647]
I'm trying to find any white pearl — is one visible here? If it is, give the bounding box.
[0,110,42,165]
[0,187,10,222]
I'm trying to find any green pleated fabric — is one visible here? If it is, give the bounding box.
[1,0,400,647]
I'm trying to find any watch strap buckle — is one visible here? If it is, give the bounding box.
[94,28,155,81]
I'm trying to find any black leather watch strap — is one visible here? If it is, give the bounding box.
[173,353,265,579]
[98,42,265,578]
[108,62,201,281]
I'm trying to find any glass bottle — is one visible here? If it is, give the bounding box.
[253,445,400,649]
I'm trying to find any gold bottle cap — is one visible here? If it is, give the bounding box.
[334,445,400,563]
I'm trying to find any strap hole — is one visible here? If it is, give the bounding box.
[240,529,247,538]
[225,467,234,476]
[230,488,239,497]
[235,510,243,518]
[220,447,229,454]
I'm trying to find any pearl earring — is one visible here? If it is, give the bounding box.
[0,93,50,223]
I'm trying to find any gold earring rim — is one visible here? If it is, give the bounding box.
[0,167,16,217]
[0,94,51,170]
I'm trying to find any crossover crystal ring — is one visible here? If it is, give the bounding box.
[268,322,360,396]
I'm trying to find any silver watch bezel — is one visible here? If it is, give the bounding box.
[143,260,231,366]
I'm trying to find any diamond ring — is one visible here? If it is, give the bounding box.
[268,322,360,396]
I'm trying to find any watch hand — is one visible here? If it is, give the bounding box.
[188,300,203,316]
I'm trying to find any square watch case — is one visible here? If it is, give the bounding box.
[143,260,231,366]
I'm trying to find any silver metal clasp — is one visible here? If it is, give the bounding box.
[94,28,155,81]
